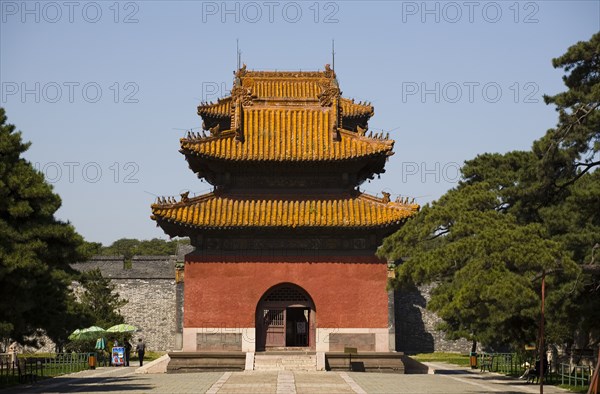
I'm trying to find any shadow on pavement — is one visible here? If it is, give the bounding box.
[1,376,152,393]
[432,369,473,375]
[442,370,566,393]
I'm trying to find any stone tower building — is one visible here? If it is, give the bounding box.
[151,65,419,354]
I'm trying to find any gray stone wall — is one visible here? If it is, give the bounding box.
[71,256,176,280]
[394,284,471,354]
[114,278,177,352]
[33,253,469,355]
[71,256,180,352]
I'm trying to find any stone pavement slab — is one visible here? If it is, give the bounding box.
[0,366,223,394]
[296,371,356,394]
[1,363,571,393]
[213,371,277,394]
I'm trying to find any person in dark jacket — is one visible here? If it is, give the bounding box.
[124,340,132,366]
[135,338,146,366]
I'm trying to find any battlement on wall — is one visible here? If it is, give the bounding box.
[71,255,176,279]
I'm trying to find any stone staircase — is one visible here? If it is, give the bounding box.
[253,353,317,371]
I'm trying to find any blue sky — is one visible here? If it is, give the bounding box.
[2,0,599,245]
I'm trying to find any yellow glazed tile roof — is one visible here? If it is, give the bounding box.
[240,69,333,100]
[242,77,326,100]
[339,98,374,118]
[151,193,419,229]
[181,107,393,161]
[197,97,231,118]
[197,97,374,120]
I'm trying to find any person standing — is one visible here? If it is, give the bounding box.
[8,342,19,365]
[135,338,146,366]
[107,339,114,366]
[124,340,132,367]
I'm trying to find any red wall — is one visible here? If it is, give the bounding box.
[184,255,389,328]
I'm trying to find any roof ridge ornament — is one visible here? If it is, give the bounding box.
[318,65,341,107]
[230,85,253,106]
[318,84,340,107]
[382,191,391,203]
[209,124,221,137]
[230,81,253,141]
[324,63,336,79]
[235,63,247,78]
[356,124,367,136]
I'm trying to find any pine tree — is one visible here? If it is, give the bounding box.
[379,33,600,349]
[0,107,88,346]
[79,268,127,329]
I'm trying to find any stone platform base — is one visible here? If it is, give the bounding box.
[167,352,428,374]
[167,352,246,373]
[325,353,427,374]
[136,354,171,374]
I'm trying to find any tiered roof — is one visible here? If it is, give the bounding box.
[152,193,418,230]
[152,65,418,242]
[185,65,394,182]
[181,108,393,162]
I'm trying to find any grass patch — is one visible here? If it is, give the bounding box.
[19,352,57,359]
[412,353,590,394]
[41,363,89,377]
[558,384,589,393]
[130,351,165,363]
[411,352,471,367]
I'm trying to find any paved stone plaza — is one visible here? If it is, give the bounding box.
[2,362,570,394]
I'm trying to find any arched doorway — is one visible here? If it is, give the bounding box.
[256,283,316,351]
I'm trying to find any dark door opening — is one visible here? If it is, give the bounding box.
[285,307,309,347]
[256,283,315,351]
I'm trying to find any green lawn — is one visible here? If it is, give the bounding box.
[411,352,471,367]
[1,351,167,389]
[558,384,589,393]
[411,353,590,393]
[129,350,165,363]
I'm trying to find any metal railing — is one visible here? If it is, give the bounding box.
[559,364,591,388]
[0,352,93,387]
[0,353,19,386]
[475,351,594,389]
[38,352,90,377]
[478,352,526,375]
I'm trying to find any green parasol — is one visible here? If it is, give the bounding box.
[70,326,106,341]
[106,324,137,334]
[68,329,82,341]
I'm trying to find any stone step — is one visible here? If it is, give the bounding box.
[253,354,317,371]
[255,356,316,361]
[254,367,316,372]
[254,361,316,366]
[254,365,316,369]
[254,358,315,363]
[255,360,316,363]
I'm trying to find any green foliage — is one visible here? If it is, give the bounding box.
[380,174,577,348]
[0,108,90,347]
[78,268,127,329]
[380,33,600,350]
[536,32,600,193]
[78,241,102,256]
[95,237,189,260]
[539,171,600,346]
